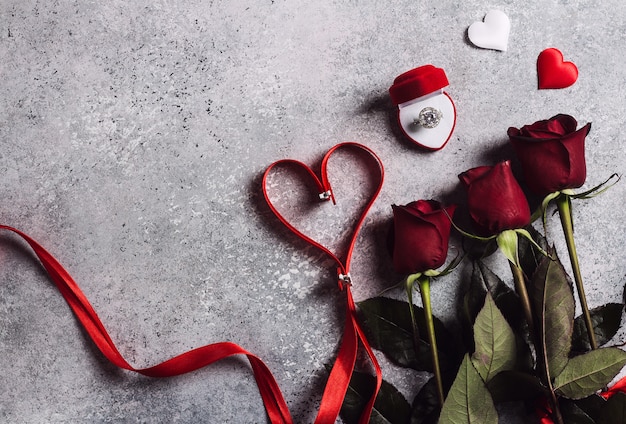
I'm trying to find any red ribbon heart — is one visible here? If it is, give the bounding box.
[262,142,384,279]
[537,48,578,89]
[262,142,384,424]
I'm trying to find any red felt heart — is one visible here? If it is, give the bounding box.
[537,48,578,89]
[262,143,384,275]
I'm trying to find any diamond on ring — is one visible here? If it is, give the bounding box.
[414,107,443,129]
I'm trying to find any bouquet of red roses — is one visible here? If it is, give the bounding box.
[344,115,623,424]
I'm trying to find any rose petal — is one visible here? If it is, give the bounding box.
[391,202,455,274]
[553,114,579,133]
[406,199,439,215]
[515,114,579,140]
[462,161,530,234]
[559,122,590,189]
[459,165,492,188]
[509,118,589,195]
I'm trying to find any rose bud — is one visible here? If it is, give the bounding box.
[508,114,591,196]
[391,200,456,275]
[459,161,530,235]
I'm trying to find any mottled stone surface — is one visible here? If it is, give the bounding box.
[0,1,624,423]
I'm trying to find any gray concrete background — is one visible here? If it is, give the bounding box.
[1,1,624,423]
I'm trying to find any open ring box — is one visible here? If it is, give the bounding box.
[389,65,456,151]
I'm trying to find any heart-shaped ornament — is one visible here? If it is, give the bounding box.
[468,10,510,51]
[262,143,384,275]
[537,48,578,89]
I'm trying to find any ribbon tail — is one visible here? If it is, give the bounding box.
[0,225,292,424]
[1,225,134,370]
[354,311,382,423]
[314,287,381,424]
[314,297,358,423]
[249,356,294,424]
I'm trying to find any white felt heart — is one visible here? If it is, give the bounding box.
[468,10,510,52]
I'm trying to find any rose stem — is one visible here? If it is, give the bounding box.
[418,275,445,407]
[511,261,564,423]
[509,262,535,338]
[535,291,565,424]
[556,194,598,350]
[405,277,422,364]
[542,344,566,424]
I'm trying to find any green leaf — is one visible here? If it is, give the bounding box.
[531,251,575,379]
[340,370,411,424]
[559,398,597,424]
[471,293,517,382]
[466,262,488,323]
[410,378,441,424]
[459,262,532,371]
[462,236,498,261]
[572,303,625,353]
[463,261,526,335]
[570,173,621,200]
[459,262,488,350]
[602,392,626,423]
[438,354,498,424]
[477,261,526,334]
[515,228,551,260]
[572,394,607,422]
[518,224,549,278]
[486,370,548,402]
[358,297,460,372]
[554,347,626,399]
[475,261,533,371]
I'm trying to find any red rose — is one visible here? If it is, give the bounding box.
[508,114,591,196]
[459,161,530,235]
[391,200,456,275]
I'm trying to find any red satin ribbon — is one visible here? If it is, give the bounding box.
[601,374,626,399]
[536,374,626,423]
[262,142,384,424]
[0,224,293,423]
[1,142,384,423]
